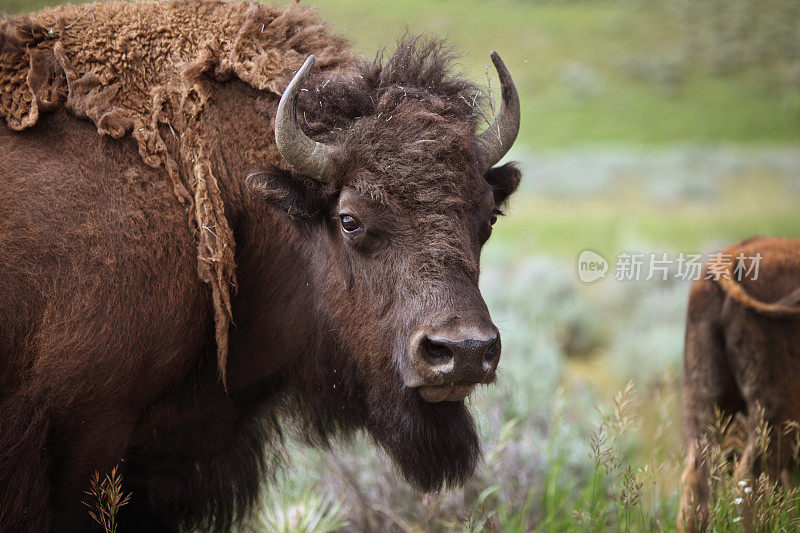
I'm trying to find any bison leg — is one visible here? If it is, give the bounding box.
[0,393,52,533]
[722,332,800,491]
[733,414,758,488]
[679,440,710,533]
[733,405,798,492]
[679,282,744,532]
[780,468,793,491]
[117,484,177,533]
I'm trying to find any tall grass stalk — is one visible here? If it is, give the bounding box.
[81,465,131,533]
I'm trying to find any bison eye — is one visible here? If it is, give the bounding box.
[489,209,502,226]
[339,214,361,233]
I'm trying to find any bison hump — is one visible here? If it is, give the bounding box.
[0,0,354,386]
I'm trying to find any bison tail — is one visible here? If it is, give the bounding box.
[715,276,800,319]
[0,393,52,532]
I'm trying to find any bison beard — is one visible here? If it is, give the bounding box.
[374,393,480,491]
[286,326,481,494]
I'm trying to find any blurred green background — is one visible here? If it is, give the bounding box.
[8,0,800,258]
[4,0,799,530]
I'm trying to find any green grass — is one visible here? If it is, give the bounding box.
[488,176,800,260]
[4,0,800,148]
[262,380,800,532]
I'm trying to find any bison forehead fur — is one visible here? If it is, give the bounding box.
[0,0,521,531]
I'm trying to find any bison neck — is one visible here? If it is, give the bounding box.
[225,212,324,395]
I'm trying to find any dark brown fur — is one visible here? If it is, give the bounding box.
[678,236,800,531]
[0,1,521,531]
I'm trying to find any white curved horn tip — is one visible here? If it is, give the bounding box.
[294,55,317,84]
[489,51,509,75]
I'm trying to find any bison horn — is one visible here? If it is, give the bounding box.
[275,55,338,183]
[476,52,521,168]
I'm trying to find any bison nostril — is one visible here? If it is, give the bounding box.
[484,339,499,361]
[420,338,454,367]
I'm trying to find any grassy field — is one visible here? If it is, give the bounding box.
[3,0,800,531]
[493,174,800,260]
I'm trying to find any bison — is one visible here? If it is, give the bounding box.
[679,236,800,531]
[0,1,522,531]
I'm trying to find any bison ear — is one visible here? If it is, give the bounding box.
[484,162,521,206]
[246,166,329,220]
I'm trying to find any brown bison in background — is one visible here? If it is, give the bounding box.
[679,236,800,531]
[0,1,522,531]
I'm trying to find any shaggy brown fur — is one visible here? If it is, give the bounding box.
[678,236,800,531]
[0,1,521,531]
[0,0,354,383]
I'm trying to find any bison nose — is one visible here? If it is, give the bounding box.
[420,335,499,382]
[408,325,501,390]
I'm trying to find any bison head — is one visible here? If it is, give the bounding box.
[249,40,521,491]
